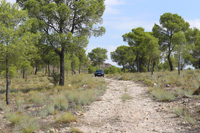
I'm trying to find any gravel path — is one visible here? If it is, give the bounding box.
[69,78,188,133]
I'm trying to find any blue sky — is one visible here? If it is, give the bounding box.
[7,0,200,66]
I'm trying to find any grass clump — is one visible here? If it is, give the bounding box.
[6,112,22,125]
[0,73,107,131]
[57,112,77,124]
[174,106,184,117]
[30,93,45,105]
[39,104,55,117]
[184,114,196,125]
[52,94,69,111]
[6,112,39,133]
[150,88,175,102]
[121,93,132,102]
[70,127,83,133]
[15,97,24,110]
[144,79,154,86]
[13,115,39,133]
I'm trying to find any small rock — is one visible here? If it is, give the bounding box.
[153,83,157,86]
[49,128,55,133]
[68,84,72,87]
[166,84,170,87]
[83,84,87,87]
[48,83,54,86]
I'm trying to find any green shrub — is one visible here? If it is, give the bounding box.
[30,93,45,105]
[1,66,17,78]
[6,112,22,125]
[144,79,154,86]
[0,102,5,110]
[15,97,24,110]
[184,114,196,125]
[53,94,69,110]
[70,127,83,133]
[88,66,98,74]
[57,112,77,124]
[150,88,175,102]
[48,73,60,85]
[174,106,183,117]
[104,66,121,74]
[13,115,39,133]
[39,104,55,117]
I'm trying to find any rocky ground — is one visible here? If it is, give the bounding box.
[1,78,199,133]
[67,78,199,133]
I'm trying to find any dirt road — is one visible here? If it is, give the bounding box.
[70,78,191,133]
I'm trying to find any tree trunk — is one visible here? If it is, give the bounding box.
[45,65,47,75]
[99,63,100,69]
[122,65,125,73]
[59,50,65,86]
[53,65,55,73]
[147,57,151,72]
[137,52,139,72]
[151,62,155,76]
[6,56,10,105]
[35,63,38,75]
[79,66,81,74]
[73,69,76,75]
[48,60,51,76]
[178,56,180,75]
[167,53,173,71]
[199,59,200,69]
[23,69,26,79]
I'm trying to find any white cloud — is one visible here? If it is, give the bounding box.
[105,7,121,15]
[105,0,125,15]
[105,0,125,6]
[104,17,156,31]
[188,19,200,29]
[7,0,15,4]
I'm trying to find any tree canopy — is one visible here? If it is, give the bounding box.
[88,47,108,69]
[17,0,106,86]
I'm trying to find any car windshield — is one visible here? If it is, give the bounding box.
[96,70,103,72]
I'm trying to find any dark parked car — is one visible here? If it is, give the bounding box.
[94,69,104,77]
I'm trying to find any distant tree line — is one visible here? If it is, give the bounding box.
[111,13,200,75]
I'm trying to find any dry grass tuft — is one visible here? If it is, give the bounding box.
[56,112,77,124]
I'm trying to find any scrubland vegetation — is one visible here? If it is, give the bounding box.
[107,70,200,125]
[0,73,106,132]
[1,0,200,131]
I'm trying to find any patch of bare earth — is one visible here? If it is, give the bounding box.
[61,78,198,133]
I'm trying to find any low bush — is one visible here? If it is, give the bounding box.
[48,73,60,86]
[174,106,184,117]
[52,94,69,111]
[57,112,77,124]
[39,104,55,117]
[184,114,197,125]
[6,112,22,125]
[70,127,83,133]
[15,97,24,110]
[30,93,45,105]
[149,88,175,102]
[13,115,39,133]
